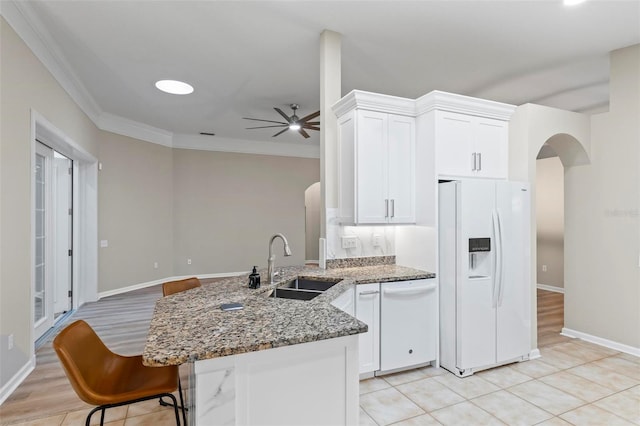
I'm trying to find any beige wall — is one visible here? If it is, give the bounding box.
[564,44,640,348]
[98,133,174,292]
[0,18,100,386]
[172,149,319,275]
[536,157,564,288]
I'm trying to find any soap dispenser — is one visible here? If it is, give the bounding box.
[248,266,261,289]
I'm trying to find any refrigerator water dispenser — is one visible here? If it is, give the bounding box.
[469,238,491,278]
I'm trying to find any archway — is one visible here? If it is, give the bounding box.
[533,132,590,349]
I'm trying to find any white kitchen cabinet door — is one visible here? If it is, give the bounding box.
[435,111,474,178]
[355,283,380,375]
[474,117,508,179]
[380,279,438,372]
[387,114,415,223]
[331,287,355,317]
[355,110,389,224]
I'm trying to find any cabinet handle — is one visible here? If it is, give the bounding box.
[383,283,437,295]
[391,199,395,218]
[385,199,389,218]
[359,290,380,296]
[478,152,482,171]
[472,152,477,171]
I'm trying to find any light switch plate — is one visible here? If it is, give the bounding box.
[341,236,357,249]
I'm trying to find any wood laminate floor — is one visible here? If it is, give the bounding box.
[2,285,638,426]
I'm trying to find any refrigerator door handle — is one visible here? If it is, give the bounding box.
[491,210,501,308]
[497,209,506,306]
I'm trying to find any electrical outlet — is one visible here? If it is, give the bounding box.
[8,334,14,350]
[187,258,192,265]
[372,234,383,247]
[542,264,547,272]
[154,262,158,269]
[341,236,357,249]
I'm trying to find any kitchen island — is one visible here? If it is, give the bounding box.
[143,264,433,425]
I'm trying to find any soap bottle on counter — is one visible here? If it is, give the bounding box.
[248,266,260,289]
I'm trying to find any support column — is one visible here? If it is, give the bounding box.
[319,30,341,263]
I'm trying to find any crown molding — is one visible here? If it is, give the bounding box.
[97,112,174,147]
[332,90,416,117]
[1,1,103,123]
[416,90,516,120]
[173,134,320,159]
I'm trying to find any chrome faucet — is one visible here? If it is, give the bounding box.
[268,233,292,284]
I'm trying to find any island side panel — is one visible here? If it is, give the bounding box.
[194,335,359,426]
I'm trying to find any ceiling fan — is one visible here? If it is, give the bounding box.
[243,104,320,139]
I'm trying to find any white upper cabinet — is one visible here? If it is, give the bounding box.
[334,91,415,225]
[417,91,516,180]
[435,111,508,179]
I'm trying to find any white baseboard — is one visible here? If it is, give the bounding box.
[529,348,541,360]
[0,355,35,406]
[561,327,640,357]
[98,271,247,300]
[537,283,565,294]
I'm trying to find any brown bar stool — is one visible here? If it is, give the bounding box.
[53,320,186,425]
[162,277,202,296]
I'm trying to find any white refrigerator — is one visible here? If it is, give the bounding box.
[439,179,531,377]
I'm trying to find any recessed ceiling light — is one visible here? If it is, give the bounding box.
[155,79,194,95]
[564,0,586,6]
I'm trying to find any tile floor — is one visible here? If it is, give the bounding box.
[6,340,639,425]
[359,340,639,426]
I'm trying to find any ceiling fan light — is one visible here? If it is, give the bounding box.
[289,123,301,131]
[155,79,194,95]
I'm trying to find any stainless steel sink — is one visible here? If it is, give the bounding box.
[281,278,337,292]
[268,278,338,301]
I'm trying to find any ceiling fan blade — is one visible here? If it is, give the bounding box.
[246,125,288,129]
[299,110,320,122]
[243,117,288,125]
[298,128,311,138]
[272,127,289,137]
[274,107,291,122]
[302,125,320,131]
[304,121,320,126]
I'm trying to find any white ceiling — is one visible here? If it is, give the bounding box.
[5,0,640,153]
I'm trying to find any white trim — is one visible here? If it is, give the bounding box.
[332,90,416,117]
[529,348,541,359]
[172,134,320,159]
[97,272,248,300]
[537,283,565,294]
[97,112,174,147]
[1,1,102,123]
[0,355,36,406]
[415,90,516,119]
[561,327,640,357]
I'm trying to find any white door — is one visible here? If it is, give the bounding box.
[53,152,73,318]
[34,143,54,339]
[355,283,380,374]
[387,114,415,223]
[356,110,388,224]
[435,111,474,177]
[457,180,497,371]
[475,118,508,179]
[495,181,531,362]
[380,279,437,371]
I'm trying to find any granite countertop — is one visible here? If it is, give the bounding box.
[142,264,435,367]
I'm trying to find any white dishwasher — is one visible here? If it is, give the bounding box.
[380,278,438,372]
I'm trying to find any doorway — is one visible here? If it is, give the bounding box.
[34,142,73,341]
[31,111,99,350]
